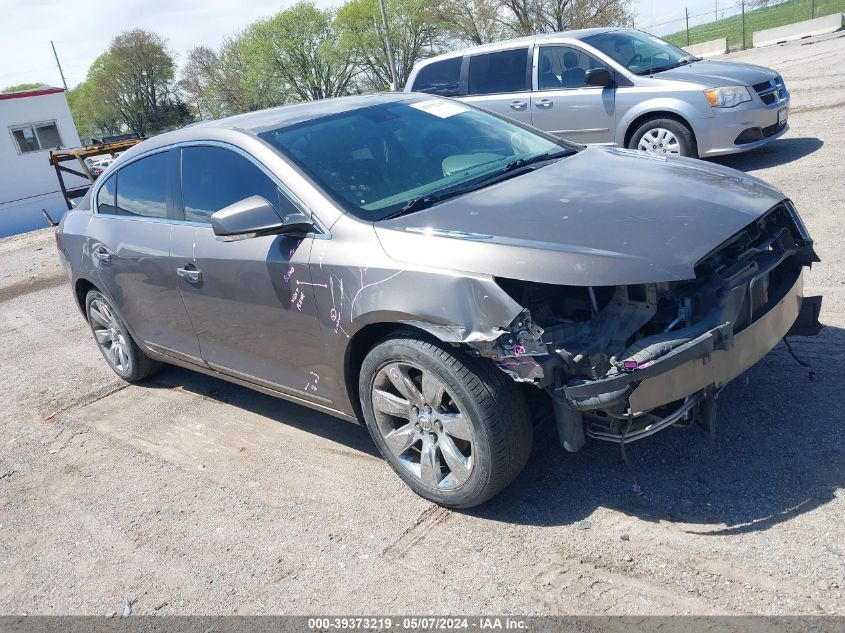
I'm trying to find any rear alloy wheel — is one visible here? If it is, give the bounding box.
[360,331,532,508]
[629,117,696,158]
[85,290,161,382]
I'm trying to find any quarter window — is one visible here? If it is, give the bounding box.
[468,48,529,95]
[96,174,118,215]
[10,121,63,154]
[412,57,462,96]
[180,146,281,223]
[113,152,169,219]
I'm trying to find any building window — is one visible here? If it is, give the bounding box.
[9,121,63,154]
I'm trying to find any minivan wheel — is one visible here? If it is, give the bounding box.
[85,290,161,382]
[359,331,532,508]
[629,118,696,157]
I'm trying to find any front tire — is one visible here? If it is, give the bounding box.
[85,290,161,382]
[359,331,532,508]
[628,117,697,158]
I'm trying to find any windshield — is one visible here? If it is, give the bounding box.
[583,30,698,75]
[259,98,571,221]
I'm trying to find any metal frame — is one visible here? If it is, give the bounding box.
[48,137,145,210]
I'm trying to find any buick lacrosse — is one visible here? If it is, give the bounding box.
[57,93,820,507]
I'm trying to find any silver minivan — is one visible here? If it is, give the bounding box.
[405,28,789,158]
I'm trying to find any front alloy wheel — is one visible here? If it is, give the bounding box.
[372,361,474,490]
[360,331,533,508]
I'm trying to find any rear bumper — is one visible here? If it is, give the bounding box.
[561,268,805,414]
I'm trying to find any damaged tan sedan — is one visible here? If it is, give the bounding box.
[56,93,821,507]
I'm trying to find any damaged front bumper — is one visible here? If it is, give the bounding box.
[552,265,818,450]
[563,269,804,415]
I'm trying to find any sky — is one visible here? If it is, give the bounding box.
[0,0,731,91]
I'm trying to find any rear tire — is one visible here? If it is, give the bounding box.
[628,117,697,158]
[359,330,532,508]
[85,290,161,382]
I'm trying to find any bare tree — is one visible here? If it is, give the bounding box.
[436,0,505,45]
[499,0,632,35]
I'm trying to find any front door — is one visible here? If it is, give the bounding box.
[531,45,616,144]
[170,144,325,399]
[460,46,534,126]
[87,150,202,362]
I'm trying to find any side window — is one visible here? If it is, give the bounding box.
[538,46,605,90]
[181,146,281,224]
[412,57,462,96]
[468,48,529,95]
[114,153,169,218]
[96,174,118,215]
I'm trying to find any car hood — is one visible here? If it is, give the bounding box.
[653,59,778,87]
[375,147,785,286]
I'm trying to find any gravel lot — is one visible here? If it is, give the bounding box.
[1,33,843,617]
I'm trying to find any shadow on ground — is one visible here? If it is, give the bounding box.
[144,367,380,458]
[141,325,843,534]
[709,137,823,171]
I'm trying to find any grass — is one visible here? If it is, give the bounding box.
[664,0,845,51]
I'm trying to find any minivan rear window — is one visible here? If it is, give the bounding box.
[412,57,462,96]
[468,48,529,95]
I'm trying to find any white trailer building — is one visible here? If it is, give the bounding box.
[0,85,85,238]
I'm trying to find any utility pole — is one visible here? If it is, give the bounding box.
[378,0,398,91]
[741,1,746,50]
[51,40,68,91]
[685,8,690,46]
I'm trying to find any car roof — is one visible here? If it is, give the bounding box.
[413,27,623,64]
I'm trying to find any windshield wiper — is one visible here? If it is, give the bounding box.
[504,148,575,172]
[383,194,442,219]
[637,56,701,76]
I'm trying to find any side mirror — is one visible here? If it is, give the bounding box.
[585,68,613,88]
[211,195,314,240]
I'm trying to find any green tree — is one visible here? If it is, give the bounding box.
[92,29,192,134]
[67,55,123,142]
[246,2,357,101]
[335,0,446,90]
[1,82,44,93]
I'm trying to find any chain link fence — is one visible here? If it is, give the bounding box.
[639,0,845,52]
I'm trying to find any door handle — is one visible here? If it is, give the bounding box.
[535,99,553,109]
[92,245,112,264]
[509,100,527,110]
[176,266,203,285]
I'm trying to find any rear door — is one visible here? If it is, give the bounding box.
[169,144,325,398]
[530,44,616,144]
[87,150,202,362]
[461,46,534,125]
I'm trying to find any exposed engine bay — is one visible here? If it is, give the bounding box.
[468,201,822,452]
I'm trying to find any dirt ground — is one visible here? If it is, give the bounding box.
[1,33,843,617]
